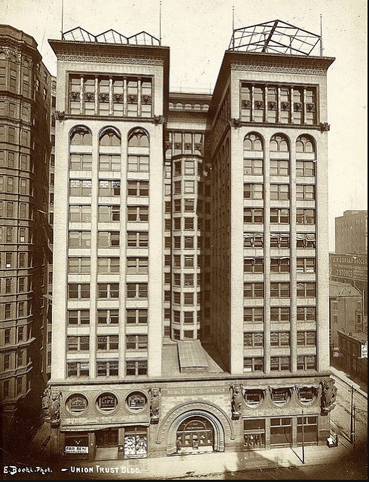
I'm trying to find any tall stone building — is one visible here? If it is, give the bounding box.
[0,25,51,436]
[335,210,367,256]
[46,21,336,460]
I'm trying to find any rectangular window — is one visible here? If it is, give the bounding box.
[128,155,149,172]
[270,282,290,298]
[296,185,315,201]
[244,307,264,323]
[98,180,121,197]
[270,331,290,347]
[297,282,316,297]
[296,209,315,225]
[69,205,91,222]
[297,355,316,370]
[244,283,264,298]
[70,154,92,170]
[98,154,121,171]
[68,257,91,274]
[270,307,290,322]
[244,357,264,372]
[244,258,264,273]
[126,360,147,376]
[68,231,91,248]
[244,233,264,248]
[127,180,149,197]
[126,335,148,350]
[297,258,316,273]
[67,336,90,351]
[98,205,120,222]
[126,283,148,299]
[98,283,119,299]
[270,356,290,371]
[270,160,289,176]
[68,310,90,325]
[270,233,290,248]
[270,258,290,273]
[98,231,120,247]
[97,335,119,350]
[244,208,264,223]
[297,331,316,346]
[297,306,316,322]
[127,206,149,222]
[97,257,120,274]
[270,184,289,200]
[127,231,148,248]
[68,283,90,299]
[244,184,263,200]
[69,179,92,197]
[270,208,290,224]
[67,362,89,378]
[127,257,148,274]
[97,309,119,325]
[244,332,264,347]
[296,161,315,177]
[126,309,148,325]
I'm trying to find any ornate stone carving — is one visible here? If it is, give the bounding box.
[230,63,327,76]
[229,118,241,128]
[320,122,330,132]
[268,101,277,110]
[281,101,290,110]
[141,95,152,104]
[306,103,315,112]
[294,102,303,111]
[128,94,138,103]
[231,384,243,419]
[58,53,164,66]
[98,93,109,102]
[42,386,61,427]
[241,99,252,109]
[83,92,95,102]
[320,378,337,414]
[154,115,165,125]
[69,91,80,101]
[255,100,264,109]
[113,93,124,103]
[149,387,161,424]
[55,111,65,121]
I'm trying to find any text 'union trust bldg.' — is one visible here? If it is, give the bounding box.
[46,21,336,460]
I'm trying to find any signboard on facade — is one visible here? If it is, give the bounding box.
[65,446,89,454]
[361,342,368,359]
[330,254,367,282]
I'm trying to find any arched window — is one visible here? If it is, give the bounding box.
[296,134,315,153]
[244,133,263,176]
[270,134,289,153]
[70,126,92,146]
[99,128,121,146]
[244,133,263,151]
[128,128,149,148]
[128,128,150,172]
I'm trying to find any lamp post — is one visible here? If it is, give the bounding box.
[301,409,305,464]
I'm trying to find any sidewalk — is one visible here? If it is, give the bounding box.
[50,443,353,480]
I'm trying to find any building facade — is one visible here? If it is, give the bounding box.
[335,210,367,256]
[45,21,337,460]
[329,280,364,355]
[337,331,367,384]
[0,25,51,434]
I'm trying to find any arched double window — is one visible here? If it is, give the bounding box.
[70,125,92,146]
[296,135,316,178]
[244,133,263,176]
[270,134,289,153]
[99,127,121,146]
[127,128,150,172]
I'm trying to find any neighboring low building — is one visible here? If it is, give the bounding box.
[329,281,363,359]
[337,331,368,383]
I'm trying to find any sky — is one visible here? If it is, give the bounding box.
[2,0,367,251]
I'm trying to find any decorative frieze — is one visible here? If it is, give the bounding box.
[231,63,327,76]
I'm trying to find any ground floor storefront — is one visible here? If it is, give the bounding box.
[45,376,335,461]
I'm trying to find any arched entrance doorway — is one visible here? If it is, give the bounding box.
[176,416,214,454]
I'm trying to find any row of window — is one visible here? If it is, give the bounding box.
[0,276,31,294]
[66,360,147,377]
[244,330,316,347]
[68,308,148,325]
[67,334,147,352]
[244,159,315,177]
[244,306,315,323]
[240,84,316,125]
[0,251,32,269]
[69,76,153,117]
[0,326,28,345]
[244,184,315,201]
[244,355,316,372]
[244,257,315,273]
[244,233,316,249]
[67,283,148,299]
[244,282,316,298]
[1,349,28,371]
[0,176,31,194]
[0,227,32,243]
[244,208,315,224]
[0,150,32,170]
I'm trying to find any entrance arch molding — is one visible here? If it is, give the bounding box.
[156,401,235,454]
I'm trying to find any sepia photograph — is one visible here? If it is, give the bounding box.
[0,0,367,479]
